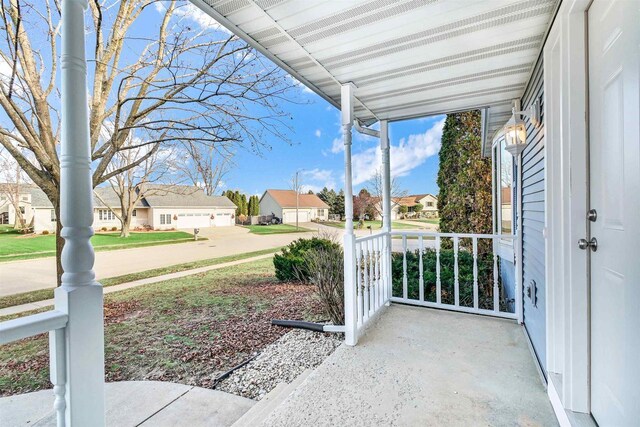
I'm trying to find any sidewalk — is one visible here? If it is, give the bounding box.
[0,253,275,317]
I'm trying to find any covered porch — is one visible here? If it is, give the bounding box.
[257,305,555,426]
[3,0,621,425]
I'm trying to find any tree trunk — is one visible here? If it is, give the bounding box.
[55,203,63,287]
[120,218,131,238]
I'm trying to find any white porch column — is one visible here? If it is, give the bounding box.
[380,120,392,304]
[342,83,357,346]
[56,0,106,425]
[380,120,391,232]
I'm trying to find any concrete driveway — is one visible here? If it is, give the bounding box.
[0,225,321,297]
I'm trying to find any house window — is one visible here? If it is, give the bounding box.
[51,210,56,222]
[98,209,115,221]
[21,196,28,201]
[426,202,434,207]
[132,209,137,217]
[160,214,172,225]
[493,136,515,237]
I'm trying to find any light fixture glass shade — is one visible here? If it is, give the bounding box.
[503,113,528,156]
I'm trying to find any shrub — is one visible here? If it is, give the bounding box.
[273,237,340,282]
[303,245,344,325]
[101,227,107,232]
[111,227,118,231]
[391,248,501,310]
[41,230,49,235]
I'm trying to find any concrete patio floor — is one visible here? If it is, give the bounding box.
[0,381,254,427]
[261,305,557,426]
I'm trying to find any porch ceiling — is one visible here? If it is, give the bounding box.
[192,0,557,139]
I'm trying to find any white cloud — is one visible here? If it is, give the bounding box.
[300,168,337,192]
[287,75,314,94]
[314,129,322,138]
[155,2,231,34]
[351,117,445,185]
[330,137,344,154]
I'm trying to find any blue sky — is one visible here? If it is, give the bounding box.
[160,3,446,198]
[228,90,445,197]
[0,2,444,198]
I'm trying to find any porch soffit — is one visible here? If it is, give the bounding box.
[191,0,557,138]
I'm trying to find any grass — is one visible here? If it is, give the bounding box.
[243,224,313,235]
[0,247,284,310]
[403,218,440,225]
[323,220,423,230]
[0,258,324,396]
[0,229,197,262]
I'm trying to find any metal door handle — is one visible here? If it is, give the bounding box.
[578,237,597,252]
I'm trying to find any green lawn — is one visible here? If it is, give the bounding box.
[0,258,324,396]
[323,220,424,230]
[243,224,313,235]
[0,247,284,310]
[0,228,196,262]
[404,218,440,225]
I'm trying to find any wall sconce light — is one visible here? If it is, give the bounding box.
[503,98,542,157]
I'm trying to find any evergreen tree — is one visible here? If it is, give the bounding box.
[251,195,260,215]
[437,111,492,251]
[240,194,248,216]
[335,190,345,218]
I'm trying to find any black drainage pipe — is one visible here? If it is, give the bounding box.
[271,319,325,332]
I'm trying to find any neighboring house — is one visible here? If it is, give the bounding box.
[259,189,329,223]
[372,194,438,220]
[0,184,236,232]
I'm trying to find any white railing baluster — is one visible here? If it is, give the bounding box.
[369,239,375,314]
[363,241,370,321]
[374,238,381,310]
[418,236,424,302]
[436,235,441,305]
[356,242,363,327]
[50,328,67,427]
[454,236,459,306]
[402,234,408,299]
[493,237,499,312]
[473,237,479,310]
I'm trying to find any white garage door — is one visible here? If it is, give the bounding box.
[284,210,309,223]
[214,212,233,227]
[176,213,211,229]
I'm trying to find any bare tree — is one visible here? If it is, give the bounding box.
[366,169,407,224]
[96,143,176,237]
[289,170,303,229]
[0,0,293,284]
[175,140,232,196]
[0,150,29,229]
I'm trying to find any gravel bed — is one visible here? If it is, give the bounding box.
[217,329,342,400]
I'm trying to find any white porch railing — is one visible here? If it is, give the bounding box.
[389,231,518,320]
[353,233,392,336]
[346,230,519,345]
[0,311,69,426]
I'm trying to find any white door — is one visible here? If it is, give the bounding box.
[176,213,210,229]
[588,1,640,425]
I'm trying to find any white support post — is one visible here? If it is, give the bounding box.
[342,83,357,346]
[380,120,392,306]
[516,154,524,323]
[380,120,392,232]
[57,0,105,425]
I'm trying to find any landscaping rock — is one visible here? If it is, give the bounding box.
[217,329,342,400]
